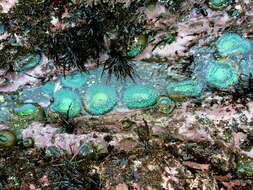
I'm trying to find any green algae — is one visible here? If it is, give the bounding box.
[215,33,252,57]
[13,54,41,72]
[166,80,203,97]
[50,89,81,118]
[84,84,117,115]
[123,85,158,108]
[205,60,238,88]
[61,72,88,89]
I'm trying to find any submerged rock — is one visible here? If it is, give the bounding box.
[84,84,117,115]
[123,85,158,108]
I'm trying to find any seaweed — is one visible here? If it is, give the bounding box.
[0,0,146,80]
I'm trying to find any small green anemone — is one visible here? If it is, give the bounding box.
[205,60,238,88]
[84,84,117,115]
[13,54,41,72]
[208,0,230,10]
[50,89,81,118]
[123,85,158,109]
[0,130,16,147]
[61,72,88,88]
[156,97,175,114]
[167,80,203,97]
[215,33,252,57]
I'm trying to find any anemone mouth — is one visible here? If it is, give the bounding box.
[84,84,117,115]
[206,60,238,88]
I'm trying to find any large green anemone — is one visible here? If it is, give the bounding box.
[50,89,81,118]
[205,60,238,88]
[215,33,252,57]
[123,85,158,108]
[208,0,230,10]
[166,80,203,97]
[84,84,117,115]
[13,54,41,72]
[61,72,88,88]
[13,103,45,121]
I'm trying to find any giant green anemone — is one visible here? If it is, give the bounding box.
[50,89,81,118]
[13,54,41,72]
[84,84,117,115]
[61,72,88,88]
[208,0,230,10]
[166,80,203,97]
[123,85,158,108]
[0,130,16,147]
[204,60,238,88]
[215,33,252,57]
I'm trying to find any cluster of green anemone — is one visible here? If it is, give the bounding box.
[61,72,88,89]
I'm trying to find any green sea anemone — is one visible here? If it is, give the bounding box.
[61,72,88,88]
[84,84,117,115]
[50,89,81,118]
[204,60,238,88]
[156,97,175,114]
[13,54,41,72]
[208,0,230,10]
[167,80,203,97]
[41,81,55,95]
[215,33,252,57]
[123,85,158,108]
[0,130,16,147]
[13,103,45,121]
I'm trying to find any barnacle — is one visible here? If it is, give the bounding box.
[0,130,16,147]
[84,84,117,115]
[166,80,203,97]
[50,89,81,118]
[204,60,238,88]
[13,54,41,72]
[215,33,252,57]
[123,85,158,108]
[61,72,88,89]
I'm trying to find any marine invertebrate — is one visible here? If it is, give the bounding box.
[239,57,253,81]
[0,130,16,147]
[50,89,81,118]
[13,103,45,121]
[215,33,252,57]
[123,85,158,108]
[61,72,88,88]
[166,80,203,98]
[84,84,117,115]
[156,96,175,114]
[207,0,230,10]
[13,54,41,72]
[204,60,238,88]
